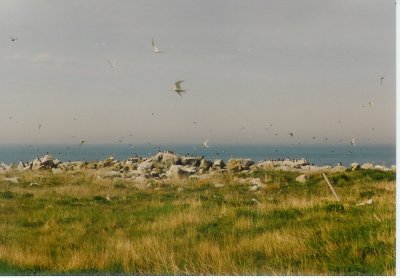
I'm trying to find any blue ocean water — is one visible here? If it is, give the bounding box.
[0,144,395,167]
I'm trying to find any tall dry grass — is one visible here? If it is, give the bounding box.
[0,168,395,275]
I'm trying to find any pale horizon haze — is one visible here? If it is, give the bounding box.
[0,0,395,146]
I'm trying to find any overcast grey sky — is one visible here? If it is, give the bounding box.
[0,0,395,145]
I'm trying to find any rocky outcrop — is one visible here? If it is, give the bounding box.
[0,150,394,181]
[166,165,195,179]
[17,161,25,171]
[350,162,360,171]
[257,160,274,169]
[100,156,116,167]
[199,158,213,171]
[361,163,374,170]
[226,159,255,173]
[212,159,225,170]
[374,165,392,172]
[41,154,55,168]
[153,152,180,166]
[180,156,202,167]
[137,158,154,173]
[31,158,43,170]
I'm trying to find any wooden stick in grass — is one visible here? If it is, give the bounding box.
[322,172,340,201]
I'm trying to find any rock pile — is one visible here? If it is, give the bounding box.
[0,151,395,178]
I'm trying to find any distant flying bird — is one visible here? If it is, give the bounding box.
[312,136,316,140]
[351,138,356,146]
[9,35,18,42]
[369,101,373,107]
[8,116,12,120]
[80,140,86,145]
[380,75,384,85]
[151,38,164,53]
[289,132,294,137]
[171,80,185,96]
[38,124,42,130]
[106,59,116,69]
[202,139,210,148]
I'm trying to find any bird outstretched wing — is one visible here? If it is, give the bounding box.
[175,80,184,89]
[152,38,162,53]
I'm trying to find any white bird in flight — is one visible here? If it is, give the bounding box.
[171,80,186,96]
[202,139,210,148]
[106,59,117,69]
[351,138,356,146]
[9,35,18,42]
[152,38,164,53]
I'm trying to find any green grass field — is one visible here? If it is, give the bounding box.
[0,168,395,275]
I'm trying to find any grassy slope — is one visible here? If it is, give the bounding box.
[0,169,395,275]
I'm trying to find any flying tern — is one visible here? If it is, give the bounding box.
[152,38,164,53]
[171,80,185,96]
[202,139,210,148]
